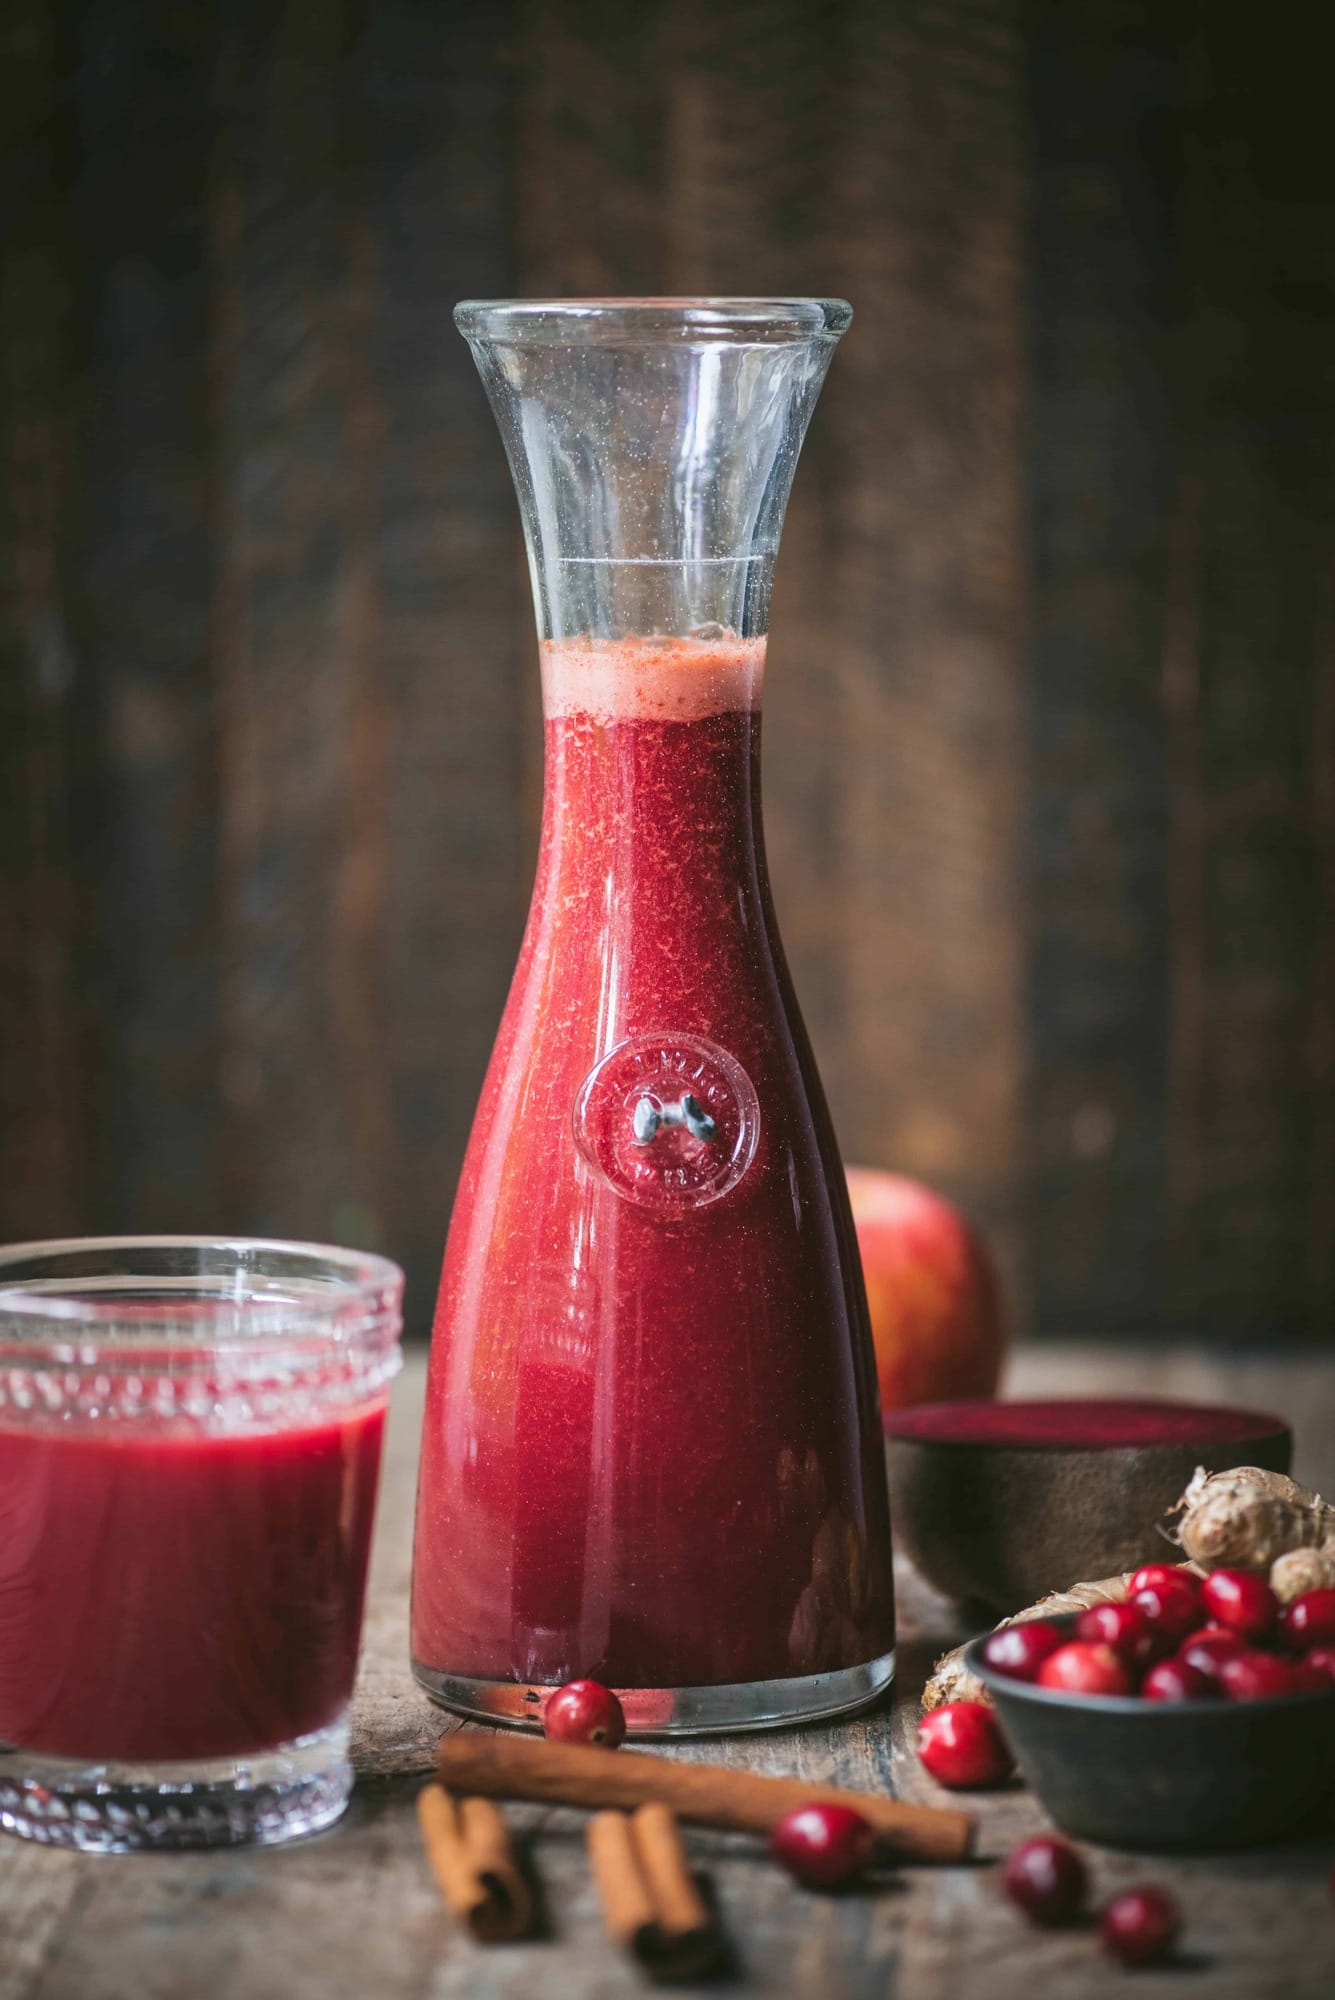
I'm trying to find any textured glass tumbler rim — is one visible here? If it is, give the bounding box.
[454,296,853,347]
[0,1235,403,1352]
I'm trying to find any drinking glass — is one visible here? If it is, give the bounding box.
[0,1236,402,1850]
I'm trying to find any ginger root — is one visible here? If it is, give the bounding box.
[1169,1465,1335,1572]
[1270,1547,1335,1603]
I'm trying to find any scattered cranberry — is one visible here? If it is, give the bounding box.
[1036,1641,1134,1697]
[1201,1568,1279,1640]
[1075,1601,1154,1668]
[980,1620,1065,1682]
[1141,1656,1217,1702]
[1300,1645,1335,1686]
[543,1679,626,1747]
[1100,1886,1181,1966]
[1281,1587,1335,1653]
[1001,1836,1088,1926]
[1217,1650,1302,1702]
[918,1701,1015,1788]
[1178,1629,1248,1684]
[1127,1562,1189,1596]
[770,1803,875,1887]
[1130,1575,1203,1648]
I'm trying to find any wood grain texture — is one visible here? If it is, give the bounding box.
[1164,8,1335,1344]
[0,0,85,1242]
[210,0,382,1246]
[1025,0,1179,1337]
[4,1349,1335,2000]
[819,0,1028,1310]
[1,0,1333,1343]
[65,0,225,1236]
[365,0,528,1317]
[1027,0,1335,1341]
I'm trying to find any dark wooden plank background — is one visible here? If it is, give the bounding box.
[2,0,1332,1343]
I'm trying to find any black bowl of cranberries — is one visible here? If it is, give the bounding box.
[965,1565,1335,1850]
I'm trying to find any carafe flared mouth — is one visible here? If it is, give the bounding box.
[455,298,850,642]
[453,297,853,347]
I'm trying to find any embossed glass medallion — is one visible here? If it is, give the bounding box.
[574,1031,761,1213]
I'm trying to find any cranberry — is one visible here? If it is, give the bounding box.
[1075,1601,1154,1667]
[1036,1641,1134,1697]
[1185,1621,1242,1646]
[1217,1650,1302,1701]
[1141,1656,1217,1702]
[1200,1567,1279,1640]
[917,1701,1014,1788]
[1130,1575,1203,1648]
[770,1803,875,1887]
[1281,1587,1335,1653]
[980,1620,1064,1682]
[1100,1886,1181,1966]
[1127,1562,1189,1595]
[543,1679,626,1747]
[1289,1660,1333,1694]
[1001,1836,1088,1926]
[1301,1645,1335,1686]
[1178,1628,1247,1685]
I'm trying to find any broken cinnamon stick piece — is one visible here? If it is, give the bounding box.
[417,1784,533,1942]
[588,1808,719,1981]
[588,1810,659,1953]
[631,1803,712,1945]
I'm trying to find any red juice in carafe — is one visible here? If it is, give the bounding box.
[411,634,893,1700]
[0,1402,385,1763]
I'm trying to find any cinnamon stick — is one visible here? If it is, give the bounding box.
[587,1807,719,1981]
[437,1733,974,1863]
[588,1811,659,1951]
[632,1803,712,1944]
[417,1784,533,1941]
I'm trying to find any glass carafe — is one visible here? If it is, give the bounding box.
[411,299,894,1732]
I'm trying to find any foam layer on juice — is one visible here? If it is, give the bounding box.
[541,633,765,722]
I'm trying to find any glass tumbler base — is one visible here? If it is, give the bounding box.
[412,1650,894,1736]
[0,1721,351,1853]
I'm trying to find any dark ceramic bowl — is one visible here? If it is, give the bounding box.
[886,1398,1292,1613]
[968,1613,1335,1850]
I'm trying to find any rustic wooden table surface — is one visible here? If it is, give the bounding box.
[3,1347,1334,2000]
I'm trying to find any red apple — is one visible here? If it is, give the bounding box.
[845,1167,1006,1413]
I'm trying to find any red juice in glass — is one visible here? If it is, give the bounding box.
[0,1404,384,1764]
[411,635,894,1718]
[0,1237,402,1851]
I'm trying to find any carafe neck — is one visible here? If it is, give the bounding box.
[455,298,849,645]
[533,634,769,926]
